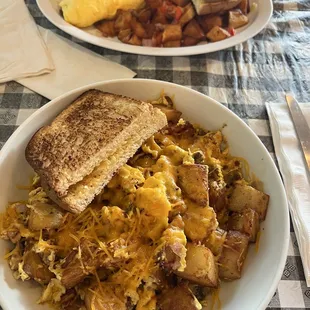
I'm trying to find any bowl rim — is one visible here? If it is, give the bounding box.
[0,79,289,310]
[36,0,273,56]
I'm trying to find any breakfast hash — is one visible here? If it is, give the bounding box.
[0,95,269,310]
[59,0,251,47]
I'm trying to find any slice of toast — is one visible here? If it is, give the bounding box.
[26,90,167,213]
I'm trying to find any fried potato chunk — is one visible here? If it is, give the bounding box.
[176,243,218,287]
[206,26,231,42]
[218,230,249,280]
[177,164,209,206]
[228,184,269,220]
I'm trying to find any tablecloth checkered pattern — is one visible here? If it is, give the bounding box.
[1,0,310,308]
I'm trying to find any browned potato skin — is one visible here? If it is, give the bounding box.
[28,204,63,231]
[204,228,227,257]
[198,15,223,33]
[131,17,147,38]
[229,10,249,29]
[146,0,163,8]
[96,20,116,37]
[209,183,228,213]
[23,251,54,284]
[237,0,249,14]
[163,40,181,47]
[175,243,218,287]
[177,164,209,206]
[152,32,163,47]
[228,184,270,220]
[170,0,191,7]
[183,19,205,39]
[128,34,142,46]
[152,10,168,24]
[206,26,231,42]
[61,241,101,289]
[137,8,152,23]
[117,29,132,44]
[162,25,182,43]
[227,208,260,242]
[158,283,201,310]
[114,11,132,31]
[182,36,199,46]
[218,230,249,280]
[179,3,196,26]
[193,0,242,15]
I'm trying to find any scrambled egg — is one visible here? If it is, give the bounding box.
[0,101,254,309]
[60,0,145,28]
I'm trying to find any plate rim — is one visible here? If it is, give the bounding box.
[36,0,273,56]
[0,79,289,310]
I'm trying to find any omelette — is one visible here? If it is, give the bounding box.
[59,0,145,28]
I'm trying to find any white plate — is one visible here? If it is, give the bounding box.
[0,79,288,310]
[36,0,272,56]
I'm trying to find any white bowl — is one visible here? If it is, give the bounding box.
[0,79,289,310]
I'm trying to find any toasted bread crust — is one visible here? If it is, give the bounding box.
[43,107,167,213]
[26,90,164,197]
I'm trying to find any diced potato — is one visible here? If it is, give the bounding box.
[176,243,218,287]
[238,0,249,14]
[206,26,231,42]
[61,241,101,288]
[152,32,163,47]
[23,251,54,284]
[182,36,199,46]
[179,3,196,26]
[192,0,242,15]
[114,11,132,31]
[228,184,269,220]
[152,10,168,24]
[198,15,223,33]
[158,216,187,272]
[227,209,260,242]
[117,29,132,44]
[171,0,191,7]
[209,181,228,212]
[28,204,63,231]
[183,19,205,39]
[137,8,152,23]
[128,34,142,46]
[96,20,116,37]
[131,17,147,38]
[152,105,182,123]
[162,25,182,43]
[163,40,181,47]
[229,10,249,29]
[158,283,201,310]
[144,23,156,39]
[204,228,227,257]
[218,231,249,280]
[146,0,163,8]
[183,203,218,241]
[177,164,209,206]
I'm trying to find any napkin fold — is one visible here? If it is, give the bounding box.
[266,102,310,287]
[17,27,136,100]
[0,0,54,83]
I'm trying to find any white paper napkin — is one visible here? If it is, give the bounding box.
[266,102,310,287]
[16,26,136,100]
[0,0,54,83]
